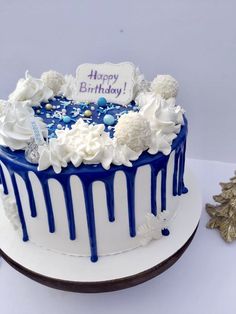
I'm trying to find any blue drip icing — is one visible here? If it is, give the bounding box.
[173,148,180,196]
[23,173,37,217]
[104,174,115,222]
[150,155,169,215]
[40,179,55,233]
[181,141,188,194]
[0,118,188,262]
[125,168,137,237]
[150,164,158,216]
[80,178,98,262]
[10,172,29,241]
[178,149,184,195]
[60,177,76,240]
[161,164,168,211]
[0,163,8,194]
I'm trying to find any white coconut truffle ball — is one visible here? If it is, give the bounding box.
[151,75,179,99]
[41,70,65,95]
[114,112,151,152]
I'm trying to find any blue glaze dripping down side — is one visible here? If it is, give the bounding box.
[173,148,180,196]
[150,164,158,216]
[40,179,55,233]
[59,177,76,240]
[9,172,29,241]
[103,173,115,222]
[80,177,98,262]
[0,163,8,195]
[173,140,188,196]
[22,172,37,218]
[150,155,170,215]
[124,167,137,237]
[161,163,168,211]
[180,140,188,194]
[0,119,188,262]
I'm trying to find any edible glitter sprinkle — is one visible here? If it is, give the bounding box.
[33,96,139,139]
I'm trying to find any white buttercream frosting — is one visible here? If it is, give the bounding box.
[41,70,65,95]
[38,119,142,172]
[136,91,184,155]
[0,101,47,150]
[9,71,53,106]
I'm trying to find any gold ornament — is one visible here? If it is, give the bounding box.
[206,172,236,242]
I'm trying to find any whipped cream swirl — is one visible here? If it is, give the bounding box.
[136,92,184,155]
[0,101,47,150]
[38,119,141,173]
[9,71,53,107]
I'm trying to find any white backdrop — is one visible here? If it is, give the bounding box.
[0,0,236,162]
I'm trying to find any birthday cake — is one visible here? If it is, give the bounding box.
[0,62,188,262]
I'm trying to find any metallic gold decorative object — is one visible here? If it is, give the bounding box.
[206,172,236,242]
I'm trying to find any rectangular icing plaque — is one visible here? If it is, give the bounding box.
[76,62,135,106]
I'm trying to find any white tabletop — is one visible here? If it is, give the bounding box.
[0,158,235,314]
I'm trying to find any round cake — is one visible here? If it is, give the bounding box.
[0,63,188,262]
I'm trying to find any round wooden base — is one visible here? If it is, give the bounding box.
[0,224,198,293]
[0,170,202,293]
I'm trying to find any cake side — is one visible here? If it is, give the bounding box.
[0,120,187,260]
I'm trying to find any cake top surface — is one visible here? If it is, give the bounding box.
[0,62,185,173]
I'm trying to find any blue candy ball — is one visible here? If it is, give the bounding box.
[103,114,115,126]
[97,97,107,107]
[63,115,71,124]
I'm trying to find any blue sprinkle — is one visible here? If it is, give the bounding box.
[80,103,89,110]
